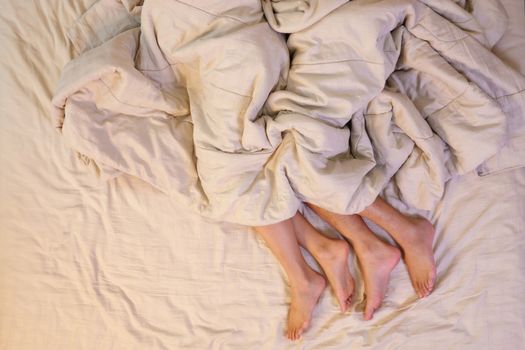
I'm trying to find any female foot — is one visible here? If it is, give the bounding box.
[287,271,327,340]
[291,213,354,313]
[313,239,354,313]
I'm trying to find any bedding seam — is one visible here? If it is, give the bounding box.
[98,78,189,119]
[293,58,384,66]
[174,0,249,25]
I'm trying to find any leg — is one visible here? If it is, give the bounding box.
[254,217,326,340]
[307,203,401,320]
[359,197,436,298]
[291,212,354,313]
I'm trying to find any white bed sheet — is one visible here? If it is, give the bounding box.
[0,0,524,349]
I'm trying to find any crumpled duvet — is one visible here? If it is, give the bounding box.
[52,0,525,225]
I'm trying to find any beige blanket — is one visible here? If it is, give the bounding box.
[52,0,525,225]
[2,1,525,348]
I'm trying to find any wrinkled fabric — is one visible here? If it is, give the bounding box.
[3,0,525,348]
[51,0,525,225]
[261,0,347,33]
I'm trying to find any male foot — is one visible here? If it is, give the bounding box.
[356,241,401,320]
[398,218,436,298]
[358,198,437,298]
[287,272,327,340]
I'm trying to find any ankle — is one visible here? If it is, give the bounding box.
[311,239,345,260]
[353,234,379,250]
[354,239,391,258]
[290,267,321,289]
[396,218,434,247]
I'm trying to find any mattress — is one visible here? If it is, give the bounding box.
[0,0,524,349]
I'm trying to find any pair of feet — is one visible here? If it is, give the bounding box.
[286,217,436,340]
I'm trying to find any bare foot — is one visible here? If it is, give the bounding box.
[357,198,437,299]
[303,204,400,319]
[287,272,327,340]
[314,240,354,313]
[356,242,401,320]
[399,218,436,298]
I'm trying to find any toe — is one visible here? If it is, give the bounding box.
[337,295,346,312]
[340,303,347,313]
[366,308,375,321]
[287,324,296,340]
[364,305,373,320]
[425,280,432,296]
[418,282,425,298]
[298,324,305,339]
[298,326,305,339]
[415,282,422,298]
[365,295,382,320]
[428,272,436,291]
[340,295,351,312]
[421,281,427,295]
[420,281,428,298]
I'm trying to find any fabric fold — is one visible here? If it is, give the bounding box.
[52,0,525,225]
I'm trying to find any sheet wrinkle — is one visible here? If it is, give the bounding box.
[416,23,469,43]
[292,58,386,66]
[496,88,525,99]
[51,0,525,225]
[422,86,470,119]
[5,1,525,348]
[99,78,166,112]
[137,63,183,73]
[174,0,253,25]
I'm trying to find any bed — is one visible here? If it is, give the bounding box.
[1,0,524,349]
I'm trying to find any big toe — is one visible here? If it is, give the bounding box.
[291,322,307,341]
[415,281,425,298]
[338,295,351,312]
[288,327,298,341]
[364,305,375,320]
[414,273,434,298]
[336,288,353,312]
[364,296,381,320]
[298,321,309,338]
